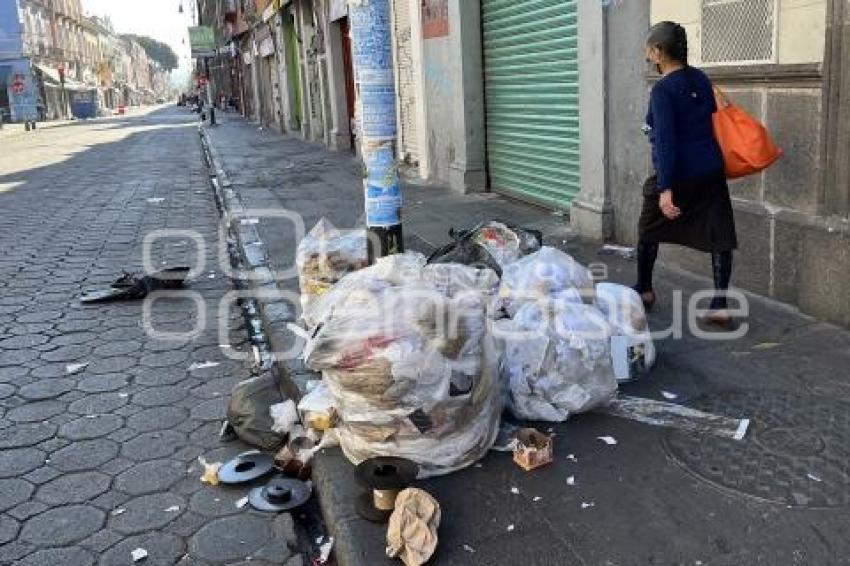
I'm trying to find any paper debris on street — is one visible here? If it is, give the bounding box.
[131,548,148,562]
[597,436,618,445]
[189,361,220,371]
[65,362,88,374]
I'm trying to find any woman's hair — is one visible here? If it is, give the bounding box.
[646,21,689,66]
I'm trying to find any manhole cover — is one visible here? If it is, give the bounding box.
[663,390,850,508]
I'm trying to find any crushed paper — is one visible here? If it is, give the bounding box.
[236,496,249,509]
[510,487,520,495]
[165,505,180,512]
[581,502,595,509]
[597,436,618,445]
[462,544,476,553]
[198,457,222,486]
[567,454,578,462]
[111,508,126,516]
[807,473,823,483]
[131,548,148,562]
[386,489,441,566]
[506,524,515,532]
[566,476,576,486]
[660,390,679,400]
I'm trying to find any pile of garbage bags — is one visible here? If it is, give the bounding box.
[303,254,502,477]
[295,220,655,477]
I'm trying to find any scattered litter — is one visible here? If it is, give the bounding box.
[753,342,782,350]
[316,537,334,564]
[198,457,222,486]
[597,436,618,445]
[111,508,126,516]
[581,502,595,509]
[567,454,578,462]
[188,361,220,371]
[566,476,576,486]
[207,272,216,279]
[532,496,542,502]
[165,505,180,512]
[269,400,299,435]
[386,488,441,566]
[240,218,260,225]
[65,362,88,374]
[597,396,750,441]
[462,544,476,554]
[513,428,553,471]
[660,390,679,400]
[297,381,338,431]
[507,524,515,532]
[131,548,148,562]
[599,244,636,259]
[118,392,129,398]
[807,473,823,483]
[510,487,520,495]
[146,197,165,204]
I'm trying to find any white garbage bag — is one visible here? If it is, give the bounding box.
[498,247,595,316]
[296,218,368,317]
[495,300,618,422]
[302,258,501,478]
[595,283,656,382]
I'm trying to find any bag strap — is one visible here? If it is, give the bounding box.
[713,86,732,109]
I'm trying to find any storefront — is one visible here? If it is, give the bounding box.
[480,0,580,210]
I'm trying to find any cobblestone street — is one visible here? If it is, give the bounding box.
[0,108,304,565]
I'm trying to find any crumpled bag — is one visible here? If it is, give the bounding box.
[227,373,292,450]
[499,247,595,316]
[386,488,441,566]
[296,218,368,315]
[495,300,618,422]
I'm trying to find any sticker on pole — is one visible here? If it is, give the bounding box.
[364,146,401,227]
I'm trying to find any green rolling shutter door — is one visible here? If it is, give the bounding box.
[482,0,580,209]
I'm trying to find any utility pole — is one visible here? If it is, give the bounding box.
[348,0,403,262]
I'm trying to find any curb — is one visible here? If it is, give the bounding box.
[199,125,309,399]
[199,124,378,566]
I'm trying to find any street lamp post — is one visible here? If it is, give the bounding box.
[348,0,404,263]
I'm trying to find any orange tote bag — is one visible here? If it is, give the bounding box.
[712,87,782,179]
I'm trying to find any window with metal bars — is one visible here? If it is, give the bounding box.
[701,0,777,65]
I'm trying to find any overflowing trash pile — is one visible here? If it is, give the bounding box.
[302,253,502,477]
[292,219,655,477]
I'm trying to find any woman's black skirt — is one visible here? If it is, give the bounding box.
[638,172,738,253]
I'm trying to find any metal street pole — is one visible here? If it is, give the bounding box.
[348,0,403,263]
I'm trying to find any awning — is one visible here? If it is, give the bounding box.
[34,64,90,91]
[34,63,61,85]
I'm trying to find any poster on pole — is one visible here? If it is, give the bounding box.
[188,26,216,58]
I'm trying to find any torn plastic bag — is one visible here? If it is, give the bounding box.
[296,218,368,316]
[303,275,501,478]
[227,373,293,450]
[427,221,543,274]
[301,252,426,330]
[498,247,596,317]
[595,283,656,382]
[495,300,618,422]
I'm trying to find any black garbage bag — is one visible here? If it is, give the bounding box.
[226,373,291,450]
[427,221,543,276]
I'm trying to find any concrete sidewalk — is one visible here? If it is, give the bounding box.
[203,114,850,566]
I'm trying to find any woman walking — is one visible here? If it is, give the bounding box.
[635,21,737,325]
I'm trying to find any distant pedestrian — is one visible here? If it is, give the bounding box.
[634,21,737,326]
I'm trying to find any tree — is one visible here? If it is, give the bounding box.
[121,34,179,71]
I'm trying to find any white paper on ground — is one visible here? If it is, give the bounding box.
[597,436,618,445]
